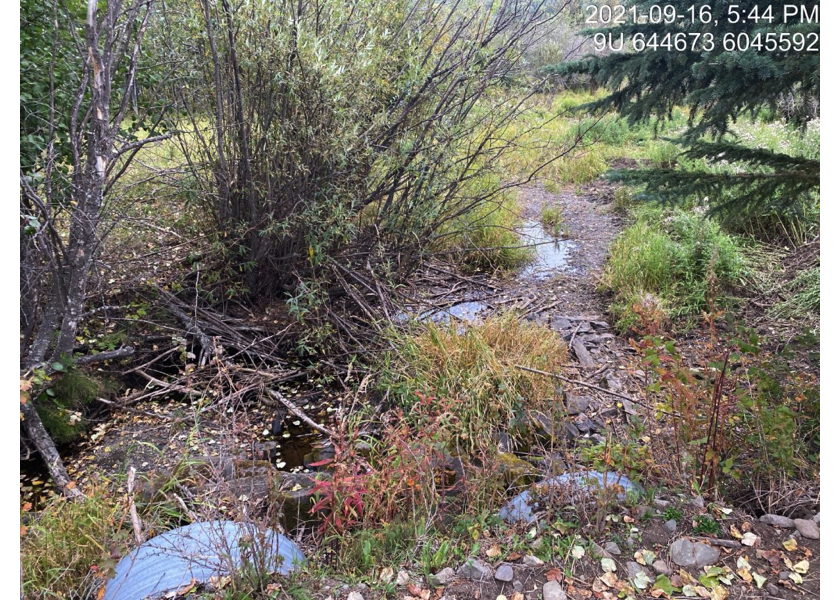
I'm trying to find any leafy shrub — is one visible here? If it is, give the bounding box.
[36,370,106,444]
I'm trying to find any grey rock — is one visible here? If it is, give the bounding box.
[396,571,411,587]
[794,518,820,539]
[690,495,705,509]
[523,555,544,567]
[626,562,650,580]
[767,583,780,596]
[347,592,364,600]
[575,414,598,433]
[779,571,791,581]
[604,542,621,556]
[571,339,596,367]
[759,514,795,528]
[694,543,721,567]
[592,321,610,331]
[634,505,654,519]
[494,564,514,583]
[566,395,591,416]
[814,512,821,524]
[653,498,671,510]
[542,580,568,600]
[669,538,720,568]
[458,558,492,581]
[428,567,456,587]
[513,581,524,592]
[552,317,572,331]
[652,560,671,576]
[664,519,678,534]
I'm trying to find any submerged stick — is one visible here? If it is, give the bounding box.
[267,389,336,438]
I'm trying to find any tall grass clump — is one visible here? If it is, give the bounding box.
[379,314,567,455]
[602,207,746,332]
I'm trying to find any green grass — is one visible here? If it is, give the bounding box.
[768,265,820,321]
[539,205,564,237]
[602,206,747,332]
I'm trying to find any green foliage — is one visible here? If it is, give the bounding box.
[21,491,131,598]
[548,0,819,219]
[602,207,746,331]
[662,507,683,523]
[692,515,721,536]
[540,205,564,237]
[36,370,104,444]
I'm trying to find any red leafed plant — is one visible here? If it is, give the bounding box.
[308,433,370,535]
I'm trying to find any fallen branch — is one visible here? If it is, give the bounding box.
[75,345,135,366]
[19,400,83,499]
[513,364,679,417]
[266,389,336,438]
[127,467,145,544]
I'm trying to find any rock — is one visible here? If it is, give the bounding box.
[571,339,596,367]
[664,519,678,534]
[523,555,544,567]
[634,505,654,519]
[494,564,514,583]
[604,542,621,556]
[669,538,720,568]
[813,512,820,524]
[626,562,650,580]
[575,414,598,434]
[542,580,568,600]
[552,317,572,331]
[652,560,671,576]
[601,372,623,392]
[566,395,591,416]
[513,581,523,592]
[493,431,513,453]
[347,592,364,600]
[458,558,492,581]
[766,583,780,596]
[759,514,795,528]
[428,567,455,587]
[496,452,539,487]
[779,571,791,581]
[653,498,671,510]
[592,321,610,331]
[690,495,705,509]
[794,518,820,539]
[396,570,411,586]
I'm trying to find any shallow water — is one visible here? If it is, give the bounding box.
[516,219,575,281]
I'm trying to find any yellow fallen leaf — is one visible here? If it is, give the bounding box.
[793,560,809,574]
[600,572,618,588]
[729,524,743,539]
[486,544,501,558]
[782,538,798,551]
[736,567,752,583]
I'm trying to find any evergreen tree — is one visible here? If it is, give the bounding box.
[547,0,819,220]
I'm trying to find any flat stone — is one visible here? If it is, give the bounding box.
[794,518,820,539]
[604,542,621,556]
[767,583,780,596]
[566,395,591,416]
[813,512,820,524]
[664,519,677,534]
[523,555,544,567]
[669,538,719,568]
[428,567,456,587]
[347,592,364,600]
[458,558,492,581]
[690,495,705,509]
[652,560,671,576]
[396,571,411,586]
[494,564,514,583]
[653,498,671,509]
[542,580,568,600]
[759,514,795,528]
[513,581,523,592]
[571,339,596,367]
[575,414,598,433]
